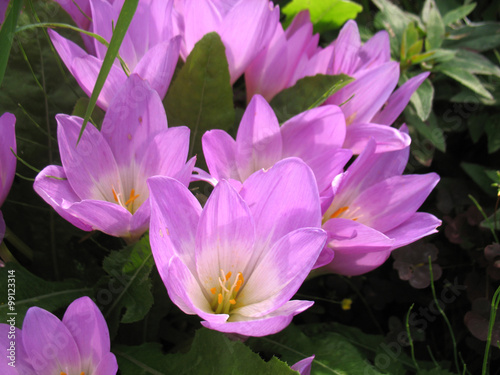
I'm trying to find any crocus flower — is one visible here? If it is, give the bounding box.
[321,136,441,276]
[201,95,352,210]
[50,0,180,110]
[34,74,194,242]
[149,158,327,336]
[176,0,279,84]
[0,296,117,375]
[0,112,16,244]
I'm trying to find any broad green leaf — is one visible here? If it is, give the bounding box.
[115,329,297,375]
[485,121,500,153]
[467,113,488,144]
[443,22,500,52]
[401,22,422,61]
[79,0,139,141]
[460,162,497,197]
[0,262,92,326]
[282,0,362,33]
[270,74,354,123]
[436,65,493,99]
[405,106,445,152]
[164,32,234,163]
[441,50,500,77]
[401,73,434,121]
[102,236,155,336]
[410,48,456,65]
[442,3,476,26]
[0,0,23,87]
[424,0,445,50]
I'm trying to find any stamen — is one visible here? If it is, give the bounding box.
[218,293,223,305]
[330,206,349,219]
[225,271,232,280]
[210,287,217,295]
[229,299,236,305]
[61,373,67,375]
[81,372,85,375]
[210,270,245,314]
[125,188,140,206]
[112,187,119,203]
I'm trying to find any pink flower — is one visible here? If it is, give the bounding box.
[0,296,117,375]
[34,74,194,242]
[50,0,180,110]
[0,112,16,243]
[176,0,279,84]
[148,158,326,336]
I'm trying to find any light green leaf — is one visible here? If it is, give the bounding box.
[443,22,500,52]
[410,48,456,65]
[424,0,445,50]
[402,73,434,121]
[282,0,362,33]
[0,262,92,326]
[436,65,493,99]
[270,74,354,123]
[102,236,155,336]
[115,329,297,375]
[0,0,23,87]
[442,3,476,26]
[460,162,498,197]
[164,32,234,163]
[79,0,139,141]
[442,50,500,77]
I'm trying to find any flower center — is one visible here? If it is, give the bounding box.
[112,187,140,214]
[322,205,361,225]
[210,270,244,315]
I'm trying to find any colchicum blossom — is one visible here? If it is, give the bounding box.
[0,296,117,375]
[148,158,327,336]
[321,136,441,276]
[34,74,194,242]
[0,113,16,244]
[201,94,352,209]
[176,0,280,84]
[50,0,180,110]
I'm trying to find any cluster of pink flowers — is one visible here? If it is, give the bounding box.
[0,0,441,370]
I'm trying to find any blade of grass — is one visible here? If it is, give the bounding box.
[78,0,139,142]
[0,0,23,86]
[481,285,500,375]
[405,304,420,371]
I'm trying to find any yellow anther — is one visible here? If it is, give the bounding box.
[112,187,119,203]
[229,299,236,305]
[124,188,140,206]
[218,293,223,305]
[225,271,232,280]
[60,372,67,375]
[210,287,217,295]
[234,279,243,293]
[330,206,349,219]
[341,298,353,311]
[81,372,86,375]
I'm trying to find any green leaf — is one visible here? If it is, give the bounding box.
[443,22,500,52]
[410,48,456,65]
[424,0,445,50]
[164,32,234,164]
[480,212,500,231]
[0,262,91,325]
[72,97,105,128]
[115,329,297,375]
[442,3,476,26]
[440,50,500,77]
[402,73,434,121]
[282,0,362,33]
[485,121,500,153]
[405,106,445,152]
[460,162,498,197]
[436,65,493,100]
[0,0,23,87]
[270,74,354,123]
[102,236,155,335]
[79,0,139,141]
[401,22,422,61]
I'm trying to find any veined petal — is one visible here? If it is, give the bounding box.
[372,72,430,126]
[329,20,361,75]
[174,156,197,187]
[235,95,282,181]
[218,0,279,83]
[324,248,392,276]
[195,180,255,294]
[0,325,35,375]
[54,0,92,31]
[92,352,118,375]
[62,297,110,372]
[326,61,399,125]
[133,36,181,100]
[323,218,394,253]
[148,176,201,275]
[240,158,322,251]
[33,165,93,232]
[49,29,127,110]
[57,114,121,204]
[201,300,313,337]
[386,212,442,250]
[22,307,81,375]
[102,74,168,169]
[291,356,315,375]
[343,122,411,154]
[350,173,440,233]
[64,199,133,238]
[235,228,326,318]
[356,30,391,71]
[203,129,239,181]
[147,0,176,48]
[0,112,16,205]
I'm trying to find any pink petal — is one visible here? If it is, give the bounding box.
[343,122,411,154]
[291,356,315,375]
[202,129,239,181]
[328,20,361,75]
[357,30,391,71]
[386,212,442,250]
[0,112,16,205]
[93,352,118,375]
[324,248,392,276]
